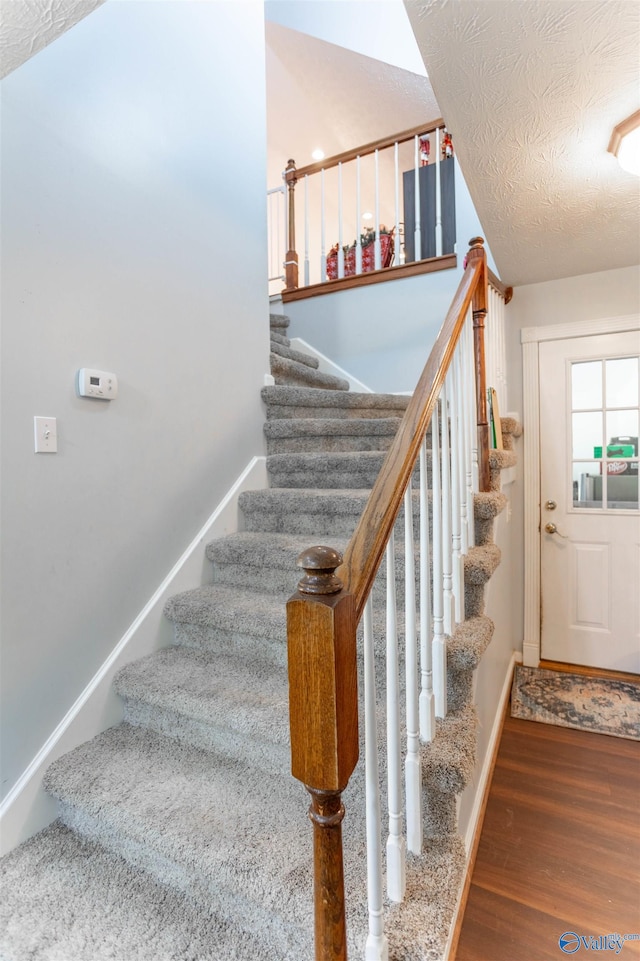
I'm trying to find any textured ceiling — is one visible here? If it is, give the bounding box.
[0,0,105,79]
[405,0,640,286]
[266,20,439,186]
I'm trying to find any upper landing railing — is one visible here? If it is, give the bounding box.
[278,121,459,297]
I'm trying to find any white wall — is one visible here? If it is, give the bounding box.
[284,161,498,393]
[0,0,270,802]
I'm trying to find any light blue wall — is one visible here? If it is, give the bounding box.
[0,0,269,800]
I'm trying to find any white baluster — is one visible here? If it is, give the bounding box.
[374,149,381,270]
[464,313,476,548]
[356,155,362,275]
[395,142,403,265]
[468,316,480,495]
[320,168,326,281]
[441,380,454,637]
[386,533,406,902]
[404,481,423,854]
[435,127,443,256]
[419,435,435,742]
[413,135,421,261]
[303,174,310,287]
[432,400,447,718]
[364,598,389,961]
[338,162,345,279]
[457,344,469,559]
[449,364,463,625]
[462,311,476,547]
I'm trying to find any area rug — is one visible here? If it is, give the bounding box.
[510,665,640,741]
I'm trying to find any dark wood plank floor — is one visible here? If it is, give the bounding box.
[455,714,640,961]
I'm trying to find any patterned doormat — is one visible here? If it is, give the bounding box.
[511,665,640,741]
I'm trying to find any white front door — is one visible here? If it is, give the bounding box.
[539,331,640,673]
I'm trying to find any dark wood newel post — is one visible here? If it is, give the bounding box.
[284,159,299,291]
[467,236,491,492]
[287,546,359,961]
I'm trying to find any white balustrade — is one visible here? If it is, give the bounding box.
[385,533,406,902]
[431,400,447,718]
[413,135,422,265]
[303,174,310,288]
[356,155,363,275]
[338,162,345,279]
[435,126,443,257]
[320,167,327,281]
[374,149,381,270]
[364,597,389,961]
[449,362,464,624]
[404,481,423,854]
[419,435,435,741]
[440,380,455,637]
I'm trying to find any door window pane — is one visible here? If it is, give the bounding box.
[572,462,603,508]
[572,361,602,410]
[607,470,638,509]
[572,411,602,459]
[606,409,639,449]
[606,357,639,408]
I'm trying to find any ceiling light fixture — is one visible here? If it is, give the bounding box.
[362,212,373,221]
[608,109,640,176]
[311,148,325,161]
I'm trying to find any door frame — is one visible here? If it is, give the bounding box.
[521,313,639,668]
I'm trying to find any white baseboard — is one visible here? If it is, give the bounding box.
[0,456,268,856]
[289,337,373,393]
[443,650,519,960]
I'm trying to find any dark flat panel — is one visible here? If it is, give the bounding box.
[402,159,456,262]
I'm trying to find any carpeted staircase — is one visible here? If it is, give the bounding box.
[0,314,519,961]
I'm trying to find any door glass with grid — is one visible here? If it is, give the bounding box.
[571,355,639,511]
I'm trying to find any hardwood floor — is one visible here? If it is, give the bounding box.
[455,714,640,961]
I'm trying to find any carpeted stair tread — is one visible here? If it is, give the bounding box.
[420,707,477,795]
[165,583,288,631]
[473,490,508,520]
[463,544,501,584]
[269,313,290,332]
[42,724,381,958]
[270,354,350,391]
[269,330,290,347]
[447,615,495,671]
[262,384,410,420]
[114,647,290,767]
[270,340,320,369]
[0,821,273,961]
[239,487,374,536]
[42,724,320,952]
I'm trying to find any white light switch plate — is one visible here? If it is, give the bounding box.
[34,416,57,453]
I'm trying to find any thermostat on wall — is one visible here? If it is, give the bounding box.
[77,368,118,400]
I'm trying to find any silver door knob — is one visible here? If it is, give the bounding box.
[545,500,557,510]
[545,522,558,534]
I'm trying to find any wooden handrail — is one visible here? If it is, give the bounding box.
[338,244,485,620]
[287,238,490,961]
[488,267,513,305]
[291,119,445,180]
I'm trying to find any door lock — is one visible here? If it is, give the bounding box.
[545,522,568,538]
[545,500,557,510]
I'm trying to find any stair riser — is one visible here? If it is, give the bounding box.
[269,331,290,347]
[173,622,288,667]
[122,700,290,775]
[265,433,397,454]
[265,402,407,421]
